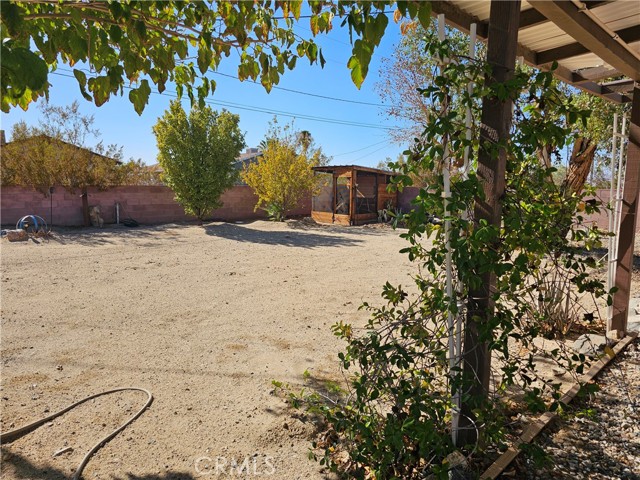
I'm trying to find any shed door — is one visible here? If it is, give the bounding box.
[335,176,350,215]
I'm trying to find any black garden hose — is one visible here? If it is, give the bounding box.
[1,387,153,480]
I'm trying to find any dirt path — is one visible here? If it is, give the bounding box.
[1,220,417,479]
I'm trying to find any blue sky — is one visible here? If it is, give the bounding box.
[1,17,410,168]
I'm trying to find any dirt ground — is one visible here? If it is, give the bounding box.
[1,220,638,480]
[1,220,417,479]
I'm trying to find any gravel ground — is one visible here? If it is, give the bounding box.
[511,337,640,480]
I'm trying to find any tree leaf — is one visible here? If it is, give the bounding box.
[417,3,432,29]
[128,79,151,115]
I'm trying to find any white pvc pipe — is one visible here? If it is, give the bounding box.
[452,22,477,446]
[437,13,458,446]
[613,115,627,246]
[607,114,618,327]
[116,202,120,225]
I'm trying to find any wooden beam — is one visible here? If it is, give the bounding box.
[602,91,633,103]
[458,0,521,448]
[537,25,640,64]
[610,86,640,335]
[518,1,611,29]
[601,79,636,98]
[532,62,630,103]
[350,168,356,225]
[576,65,620,82]
[480,333,638,480]
[528,0,640,81]
[518,7,548,29]
[602,78,636,89]
[429,1,489,38]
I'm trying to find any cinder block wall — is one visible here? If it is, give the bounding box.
[1,185,311,227]
[397,186,421,213]
[395,187,638,234]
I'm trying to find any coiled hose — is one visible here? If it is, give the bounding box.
[0,387,153,480]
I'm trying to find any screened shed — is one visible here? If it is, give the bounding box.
[311,165,398,226]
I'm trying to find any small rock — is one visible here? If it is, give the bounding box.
[571,334,611,357]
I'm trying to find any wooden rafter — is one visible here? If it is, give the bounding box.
[575,65,621,81]
[429,1,488,38]
[519,1,612,30]
[528,0,640,81]
[429,1,635,103]
[601,78,637,95]
[537,25,640,65]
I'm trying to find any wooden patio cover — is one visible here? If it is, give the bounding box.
[430,0,639,336]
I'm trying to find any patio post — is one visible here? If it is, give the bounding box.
[610,87,640,336]
[458,0,521,447]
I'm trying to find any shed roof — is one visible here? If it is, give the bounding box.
[313,165,397,175]
[430,0,640,103]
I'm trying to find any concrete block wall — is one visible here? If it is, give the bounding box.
[582,189,613,231]
[1,185,312,227]
[397,186,422,213]
[395,187,638,233]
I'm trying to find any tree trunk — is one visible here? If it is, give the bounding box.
[561,137,597,195]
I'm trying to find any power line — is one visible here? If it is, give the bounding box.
[50,71,394,131]
[353,144,391,162]
[58,65,389,108]
[211,71,387,107]
[272,10,395,20]
[333,138,390,157]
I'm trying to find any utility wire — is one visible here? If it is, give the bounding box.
[50,71,393,131]
[333,138,390,157]
[353,143,391,162]
[58,66,388,108]
[211,71,387,107]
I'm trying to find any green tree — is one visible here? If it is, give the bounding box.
[563,92,629,193]
[1,1,433,113]
[241,120,322,221]
[153,100,245,222]
[283,35,608,479]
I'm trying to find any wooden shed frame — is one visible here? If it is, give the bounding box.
[311,165,398,226]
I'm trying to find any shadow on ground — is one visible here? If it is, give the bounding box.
[44,224,184,247]
[204,222,365,249]
[1,449,197,480]
[285,218,396,236]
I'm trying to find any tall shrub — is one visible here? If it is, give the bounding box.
[153,100,245,222]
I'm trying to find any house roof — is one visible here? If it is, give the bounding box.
[313,165,397,175]
[430,0,640,103]
[4,134,121,164]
